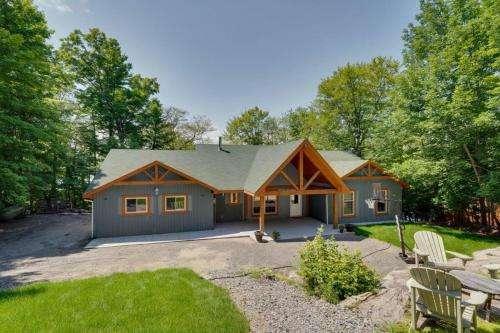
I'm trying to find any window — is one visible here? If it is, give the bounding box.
[342,191,356,217]
[123,196,150,215]
[375,189,389,215]
[228,192,239,205]
[163,194,187,213]
[252,195,278,215]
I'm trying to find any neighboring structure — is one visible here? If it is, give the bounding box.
[83,139,409,238]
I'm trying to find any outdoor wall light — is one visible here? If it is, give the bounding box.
[154,187,159,196]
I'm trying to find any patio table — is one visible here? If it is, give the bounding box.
[450,269,500,322]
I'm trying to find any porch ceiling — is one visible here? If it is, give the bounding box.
[263,185,337,196]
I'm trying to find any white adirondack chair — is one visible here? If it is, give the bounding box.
[413,231,473,271]
[407,267,487,332]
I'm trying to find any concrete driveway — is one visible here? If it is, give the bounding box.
[0,214,407,289]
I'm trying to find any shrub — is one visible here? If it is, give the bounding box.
[272,229,280,240]
[298,225,379,304]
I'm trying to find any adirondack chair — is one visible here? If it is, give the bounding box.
[413,231,473,271]
[407,267,488,332]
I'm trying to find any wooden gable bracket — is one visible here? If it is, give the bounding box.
[158,169,171,181]
[144,169,155,180]
[82,160,220,199]
[280,170,299,191]
[343,160,410,189]
[256,139,350,196]
[303,170,321,190]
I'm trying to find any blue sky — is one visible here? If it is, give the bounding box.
[36,0,419,139]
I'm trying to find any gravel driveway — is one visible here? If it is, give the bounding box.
[0,214,406,290]
[1,214,406,332]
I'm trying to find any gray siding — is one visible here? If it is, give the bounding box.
[215,193,243,222]
[322,179,402,225]
[92,184,214,238]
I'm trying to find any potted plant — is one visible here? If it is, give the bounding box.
[345,224,354,232]
[254,230,264,242]
[339,224,345,233]
[271,230,280,241]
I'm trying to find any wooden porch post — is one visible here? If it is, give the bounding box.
[333,193,338,229]
[259,195,265,232]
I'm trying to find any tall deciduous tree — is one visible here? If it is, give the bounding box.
[57,28,159,155]
[280,107,315,141]
[0,0,62,206]
[316,57,398,156]
[367,0,499,226]
[224,107,284,145]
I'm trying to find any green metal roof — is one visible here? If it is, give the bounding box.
[85,140,375,195]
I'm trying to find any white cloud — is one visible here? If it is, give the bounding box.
[207,128,223,144]
[34,0,73,13]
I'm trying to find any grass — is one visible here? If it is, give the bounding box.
[382,319,500,333]
[353,222,500,256]
[0,268,248,333]
[247,267,300,287]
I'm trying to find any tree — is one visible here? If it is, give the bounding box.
[0,0,62,206]
[57,28,160,154]
[224,107,281,145]
[138,99,176,149]
[180,115,215,145]
[316,57,398,156]
[280,107,315,141]
[367,0,499,226]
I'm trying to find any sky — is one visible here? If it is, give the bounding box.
[35,0,420,141]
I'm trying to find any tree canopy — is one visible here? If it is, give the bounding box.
[366,0,499,225]
[0,0,63,206]
[1,0,498,227]
[316,56,398,157]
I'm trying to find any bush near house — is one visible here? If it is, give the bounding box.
[298,226,379,304]
[0,269,248,333]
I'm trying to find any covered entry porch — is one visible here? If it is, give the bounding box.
[86,216,339,248]
[248,140,348,233]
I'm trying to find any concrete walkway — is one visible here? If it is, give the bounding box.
[85,217,340,249]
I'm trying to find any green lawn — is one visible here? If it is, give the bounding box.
[353,223,500,256]
[0,269,248,333]
[384,319,500,333]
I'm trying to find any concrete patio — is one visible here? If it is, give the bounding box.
[85,217,339,249]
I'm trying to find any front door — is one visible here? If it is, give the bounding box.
[289,195,302,217]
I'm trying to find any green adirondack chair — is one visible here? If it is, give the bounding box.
[413,231,473,271]
[407,267,487,332]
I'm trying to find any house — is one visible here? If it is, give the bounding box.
[83,139,409,238]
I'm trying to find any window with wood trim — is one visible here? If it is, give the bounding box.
[342,191,356,217]
[228,192,239,205]
[123,196,150,215]
[163,194,187,213]
[375,189,389,215]
[252,195,278,215]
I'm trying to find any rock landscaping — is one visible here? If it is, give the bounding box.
[212,274,374,333]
